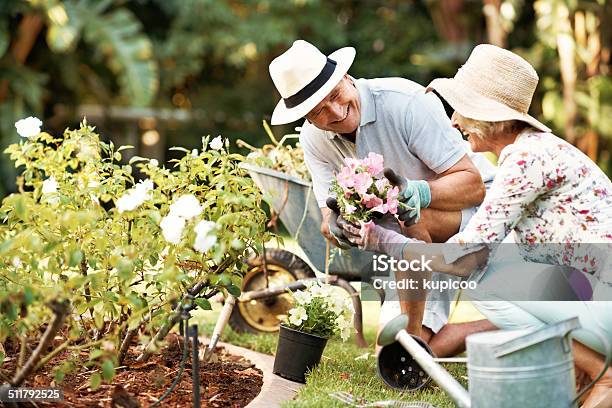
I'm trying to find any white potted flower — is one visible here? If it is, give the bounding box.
[273,281,354,382]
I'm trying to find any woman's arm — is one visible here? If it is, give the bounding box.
[401,242,490,278]
[447,145,547,246]
[343,223,490,278]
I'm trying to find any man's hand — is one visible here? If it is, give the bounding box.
[384,168,431,225]
[325,197,354,249]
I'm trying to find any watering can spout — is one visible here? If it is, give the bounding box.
[377,315,471,408]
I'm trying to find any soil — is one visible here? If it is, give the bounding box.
[2,333,263,407]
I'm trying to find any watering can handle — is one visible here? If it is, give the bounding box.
[493,317,581,358]
[492,316,611,407]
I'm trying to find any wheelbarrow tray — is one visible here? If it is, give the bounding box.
[241,163,374,281]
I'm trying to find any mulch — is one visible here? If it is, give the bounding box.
[2,333,263,407]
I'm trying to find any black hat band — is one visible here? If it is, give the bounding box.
[283,58,338,109]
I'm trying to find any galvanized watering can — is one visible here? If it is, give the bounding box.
[377,315,611,408]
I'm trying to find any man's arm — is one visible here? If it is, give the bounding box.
[300,125,350,248]
[428,154,485,211]
[320,208,335,241]
[401,91,486,212]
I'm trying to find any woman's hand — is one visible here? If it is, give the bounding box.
[341,215,410,256]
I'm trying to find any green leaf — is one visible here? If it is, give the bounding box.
[54,368,66,383]
[69,249,84,267]
[0,350,4,366]
[89,348,104,360]
[23,287,34,305]
[194,298,211,310]
[93,311,104,330]
[14,195,26,219]
[117,258,133,280]
[90,372,101,390]
[226,284,241,297]
[45,1,81,54]
[0,19,9,57]
[83,8,158,106]
[101,359,115,381]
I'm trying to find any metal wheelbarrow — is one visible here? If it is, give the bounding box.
[204,163,375,355]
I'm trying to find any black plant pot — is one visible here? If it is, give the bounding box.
[273,325,328,383]
[377,335,434,391]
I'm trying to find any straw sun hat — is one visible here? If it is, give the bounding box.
[269,40,356,125]
[427,44,551,133]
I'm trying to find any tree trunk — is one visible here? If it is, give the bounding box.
[556,3,578,144]
[483,0,506,47]
[0,14,44,102]
[426,0,468,43]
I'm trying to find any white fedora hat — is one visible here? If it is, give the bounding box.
[269,40,356,125]
[427,44,551,133]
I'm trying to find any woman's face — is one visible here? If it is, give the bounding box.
[451,112,490,152]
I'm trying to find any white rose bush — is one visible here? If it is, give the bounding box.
[0,118,271,387]
[284,281,354,341]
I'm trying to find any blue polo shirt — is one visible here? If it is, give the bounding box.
[300,77,497,208]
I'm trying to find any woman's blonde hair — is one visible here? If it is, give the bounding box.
[456,113,533,140]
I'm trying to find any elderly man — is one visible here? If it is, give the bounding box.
[268,40,496,356]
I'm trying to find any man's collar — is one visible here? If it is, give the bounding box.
[327,78,376,140]
[356,78,376,126]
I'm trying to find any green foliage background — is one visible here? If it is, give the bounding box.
[0,0,610,198]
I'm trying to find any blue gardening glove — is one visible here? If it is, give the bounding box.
[383,168,431,225]
[326,197,355,250]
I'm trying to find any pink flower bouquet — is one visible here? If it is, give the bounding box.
[331,152,400,226]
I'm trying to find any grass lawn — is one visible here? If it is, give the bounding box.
[190,236,484,407]
[194,291,483,407]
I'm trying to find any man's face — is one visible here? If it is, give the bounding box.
[305,75,360,134]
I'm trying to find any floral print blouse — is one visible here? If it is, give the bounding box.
[446,130,612,294]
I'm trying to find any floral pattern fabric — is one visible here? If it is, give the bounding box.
[446,130,612,290]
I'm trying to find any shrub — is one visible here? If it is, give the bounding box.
[0,119,271,387]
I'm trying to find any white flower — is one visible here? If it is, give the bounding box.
[310,282,332,298]
[160,214,186,244]
[15,116,42,138]
[344,298,355,314]
[12,257,21,268]
[330,296,346,315]
[193,220,218,253]
[340,326,352,341]
[335,315,351,330]
[191,149,199,157]
[116,179,153,213]
[150,159,159,167]
[169,194,202,219]
[87,180,100,204]
[42,176,58,194]
[209,136,224,150]
[116,194,139,213]
[293,290,312,305]
[288,306,307,326]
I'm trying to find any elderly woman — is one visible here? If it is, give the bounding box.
[343,44,612,408]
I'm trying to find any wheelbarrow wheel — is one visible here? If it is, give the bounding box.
[229,248,316,334]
